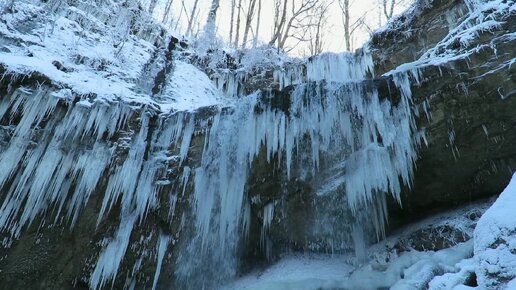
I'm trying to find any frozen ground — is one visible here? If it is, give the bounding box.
[221,199,496,290]
[221,254,356,290]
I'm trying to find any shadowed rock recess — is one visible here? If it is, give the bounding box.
[0,0,514,289]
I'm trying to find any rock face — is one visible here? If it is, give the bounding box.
[0,0,514,289]
[370,0,516,227]
[474,174,516,289]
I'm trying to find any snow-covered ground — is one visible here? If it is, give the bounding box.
[221,254,356,290]
[475,174,516,289]
[221,197,510,290]
[221,173,516,290]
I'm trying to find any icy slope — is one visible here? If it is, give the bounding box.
[475,173,516,289]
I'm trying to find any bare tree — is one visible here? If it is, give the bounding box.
[338,0,368,51]
[161,0,174,24]
[383,0,395,20]
[202,0,220,41]
[229,0,236,45]
[206,0,220,28]
[269,0,320,50]
[148,0,158,14]
[252,0,262,48]
[186,0,200,36]
[338,0,351,51]
[269,0,287,47]
[306,1,331,56]
[241,0,257,48]
[234,0,243,47]
[173,3,183,31]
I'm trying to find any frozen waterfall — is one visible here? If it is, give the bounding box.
[175,49,423,288]
[0,48,423,289]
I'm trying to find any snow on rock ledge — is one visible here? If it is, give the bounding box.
[474,173,516,289]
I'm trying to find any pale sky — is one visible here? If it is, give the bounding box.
[153,0,410,55]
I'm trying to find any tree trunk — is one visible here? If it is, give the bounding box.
[234,0,242,47]
[205,0,220,30]
[338,0,351,51]
[383,0,395,20]
[148,0,158,14]
[269,0,288,46]
[344,0,350,51]
[186,0,200,36]
[242,0,257,48]
[253,0,262,48]
[161,0,174,24]
[229,0,236,46]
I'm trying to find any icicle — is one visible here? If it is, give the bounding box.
[352,224,367,262]
[98,114,150,225]
[180,166,191,197]
[178,115,194,165]
[89,214,137,290]
[151,233,170,290]
[482,124,489,137]
[261,202,274,247]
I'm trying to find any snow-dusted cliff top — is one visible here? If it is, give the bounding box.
[0,1,228,113]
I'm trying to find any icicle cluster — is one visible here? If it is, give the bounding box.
[205,49,374,99]
[0,49,422,290]
[0,82,198,289]
[274,50,374,89]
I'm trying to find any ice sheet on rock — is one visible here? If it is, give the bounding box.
[306,50,374,82]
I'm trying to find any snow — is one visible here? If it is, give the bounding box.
[0,0,228,114]
[159,60,229,112]
[382,0,515,80]
[221,200,493,290]
[220,254,355,290]
[474,173,516,289]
